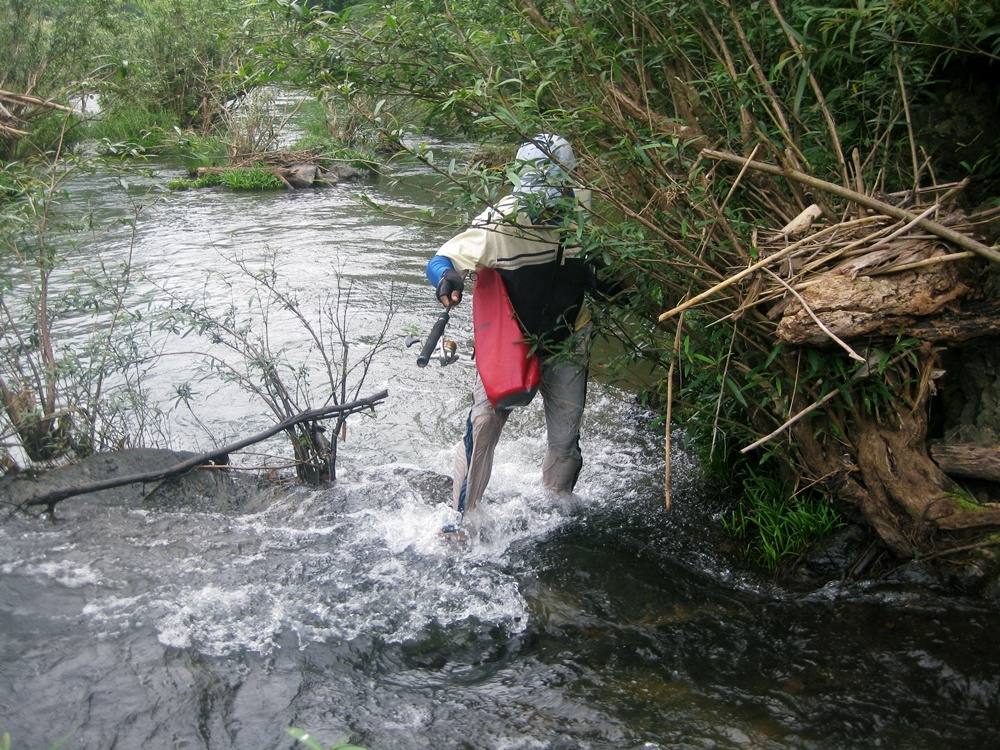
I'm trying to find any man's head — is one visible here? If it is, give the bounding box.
[511,133,576,223]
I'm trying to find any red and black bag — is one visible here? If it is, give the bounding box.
[472,267,540,409]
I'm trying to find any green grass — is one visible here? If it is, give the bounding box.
[296,98,334,142]
[168,131,229,171]
[218,168,284,191]
[167,173,223,190]
[722,473,843,570]
[168,168,284,191]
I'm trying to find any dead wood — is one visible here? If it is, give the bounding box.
[15,390,388,512]
[775,264,973,345]
[791,417,915,555]
[0,89,74,113]
[930,442,1000,483]
[701,149,1000,264]
[901,299,1000,343]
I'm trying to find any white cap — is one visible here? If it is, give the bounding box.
[511,133,576,208]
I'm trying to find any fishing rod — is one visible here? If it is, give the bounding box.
[406,305,459,367]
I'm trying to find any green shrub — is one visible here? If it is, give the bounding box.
[14,111,86,158]
[167,130,229,170]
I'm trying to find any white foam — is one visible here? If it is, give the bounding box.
[7,559,103,588]
[82,593,145,618]
[156,584,286,656]
[53,384,670,659]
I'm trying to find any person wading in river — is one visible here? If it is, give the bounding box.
[426,134,601,540]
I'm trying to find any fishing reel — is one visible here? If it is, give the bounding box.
[405,334,460,366]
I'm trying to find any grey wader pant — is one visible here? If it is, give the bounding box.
[451,324,591,515]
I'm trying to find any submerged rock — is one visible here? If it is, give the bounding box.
[789,523,870,585]
[284,163,320,188]
[0,448,256,514]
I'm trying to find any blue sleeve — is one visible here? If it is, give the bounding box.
[426,254,455,287]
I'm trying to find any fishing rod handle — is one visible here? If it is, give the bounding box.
[416,310,450,367]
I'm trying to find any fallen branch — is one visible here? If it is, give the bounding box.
[865,202,939,253]
[702,149,1000,264]
[916,538,1000,562]
[871,251,975,276]
[0,122,30,137]
[16,390,388,512]
[0,89,75,113]
[929,442,1000,483]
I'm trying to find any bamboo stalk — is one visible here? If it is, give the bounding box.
[0,89,74,113]
[740,389,839,454]
[0,122,30,136]
[723,0,808,170]
[767,0,851,191]
[797,219,899,275]
[701,149,1000,264]
[865,202,939,252]
[894,55,921,191]
[663,312,685,511]
[871,251,975,275]
[710,324,738,459]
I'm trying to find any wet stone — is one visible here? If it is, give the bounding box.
[0,448,257,513]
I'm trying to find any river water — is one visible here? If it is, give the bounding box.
[1,146,998,750]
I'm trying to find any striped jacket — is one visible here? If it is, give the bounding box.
[435,191,592,350]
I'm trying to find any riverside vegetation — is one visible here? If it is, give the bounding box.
[3,0,1000,581]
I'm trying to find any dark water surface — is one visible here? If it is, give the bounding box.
[1,146,998,749]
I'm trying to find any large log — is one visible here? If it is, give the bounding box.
[930,442,1000,483]
[775,265,988,345]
